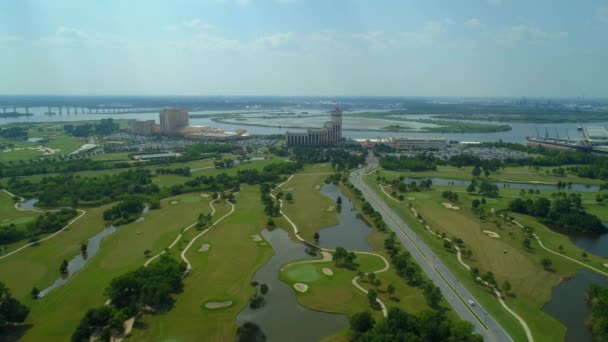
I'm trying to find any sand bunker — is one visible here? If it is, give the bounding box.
[294,283,309,293]
[322,267,334,276]
[314,185,321,190]
[198,244,210,252]
[251,234,262,242]
[170,201,178,205]
[442,202,460,210]
[201,193,209,197]
[326,206,335,211]
[407,197,415,201]
[604,264,608,268]
[483,230,500,238]
[205,301,232,309]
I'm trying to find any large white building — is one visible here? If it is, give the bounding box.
[388,136,447,150]
[286,107,342,146]
[583,126,608,145]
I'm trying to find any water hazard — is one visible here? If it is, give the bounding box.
[236,228,348,341]
[543,269,608,342]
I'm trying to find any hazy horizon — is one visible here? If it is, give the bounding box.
[1,0,607,97]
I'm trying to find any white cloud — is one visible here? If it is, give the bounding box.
[493,25,567,46]
[167,19,214,31]
[35,26,127,48]
[465,18,481,30]
[252,32,294,48]
[597,6,608,24]
[169,32,242,50]
[402,22,444,45]
[0,35,21,43]
[351,30,396,49]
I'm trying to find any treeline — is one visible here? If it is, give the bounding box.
[349,307,481,341]
[290,147,366,171]
[379,153,504,173]
[0,126,28,139]
[0,208,78,245]
[72,256,185,342]
[64,118,119,137]
[103,197,146,226]
[587,284,608,341]
[156,167,191,177]
[6,169,159,207]
[509,193,605,234]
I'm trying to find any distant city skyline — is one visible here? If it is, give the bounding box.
[0,0,607,97]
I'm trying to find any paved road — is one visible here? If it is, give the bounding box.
[350,154,512,342]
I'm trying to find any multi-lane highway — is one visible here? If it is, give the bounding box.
[350,154,512,342]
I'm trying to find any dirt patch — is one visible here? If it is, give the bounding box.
[322,267,333,276]
[294,283,309,293]
[198,244,210,252]
[326,205,335,211]
[205,301,232,309]
[313,185,321,190]
[170,200,178,205]
[251,234,262,242]
[201,193,209,197]
[604,264,608,268]
[407,197,415,201]
[442,202,460,210]
[483,230,501,238]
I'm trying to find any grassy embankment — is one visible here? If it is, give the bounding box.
[5,192,215,341]
[366,169,608,342]
[130,185,274,341]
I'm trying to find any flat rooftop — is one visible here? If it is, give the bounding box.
[584,126,608,139]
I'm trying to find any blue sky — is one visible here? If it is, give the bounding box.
[0,0,607,97]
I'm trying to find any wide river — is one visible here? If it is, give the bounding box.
[3,107,607,143]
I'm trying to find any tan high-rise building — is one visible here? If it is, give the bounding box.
[160,108,189,134]
[128,119,157,135]
[286,107,342,146]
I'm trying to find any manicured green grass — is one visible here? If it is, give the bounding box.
[279,168,338,241]
[381,165,602,185]
[129,186,274,342]
[0,190,39,231]
[89,152,133,162]
[12,193,215,341]
[366,173,608,342]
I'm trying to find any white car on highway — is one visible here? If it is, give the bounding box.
[467,299,475,306]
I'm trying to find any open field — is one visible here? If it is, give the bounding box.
[0,123,86,162]
[380,165,603,185]
[278,165,338,241]
[365,171,608,342]
[7,192,215,341]
[130,185,274,341]
[0,190,39,231]
[89,151,133,162]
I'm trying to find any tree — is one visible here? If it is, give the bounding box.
[236,322,266,342]
[260,283,269,295]
[31,287,40,300]
[313,232,319,242]
[582,252,588,259]
[367,289,378,306]
[472,165,481,177]
[423,283,442,308]
[285,192,293,202]
[466,182,476,193]
[0,282,30,327]
[502,280,511,295]
[523,238,531,250]
[541,258,553,271]
[387,284,396,299]
[336,196,342,205]
[471,199,480,209]
[350,311,375,333]
[60,259,69,274]
[266,218,275,228]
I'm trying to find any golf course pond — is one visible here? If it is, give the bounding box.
[543,269,608,342]
[318,183,374,252]
[236,228,348,341]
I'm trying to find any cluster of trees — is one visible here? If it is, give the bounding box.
[0,126,28,139]
[380,176,432,193]
[260,183,281,217]
[466,179,499,198]
[509,193,606,234]
[155,167,191,177]
[0,282,30,332]
[379,154,437,171]
[7,169,159,207]
[72,256,185,342]
[384,234,424,287]
[0,208,78,245]
[184,143,238,157]
[333,246,357,269]
[361,202,387,232]
[290,147,366,171]
[349,308,482,341]
[587,284,608,340]
[441,190,459,202]
[214,159,234,169]
[0,158,132,178]
[64,119,119,137]
[102,197,146,226]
